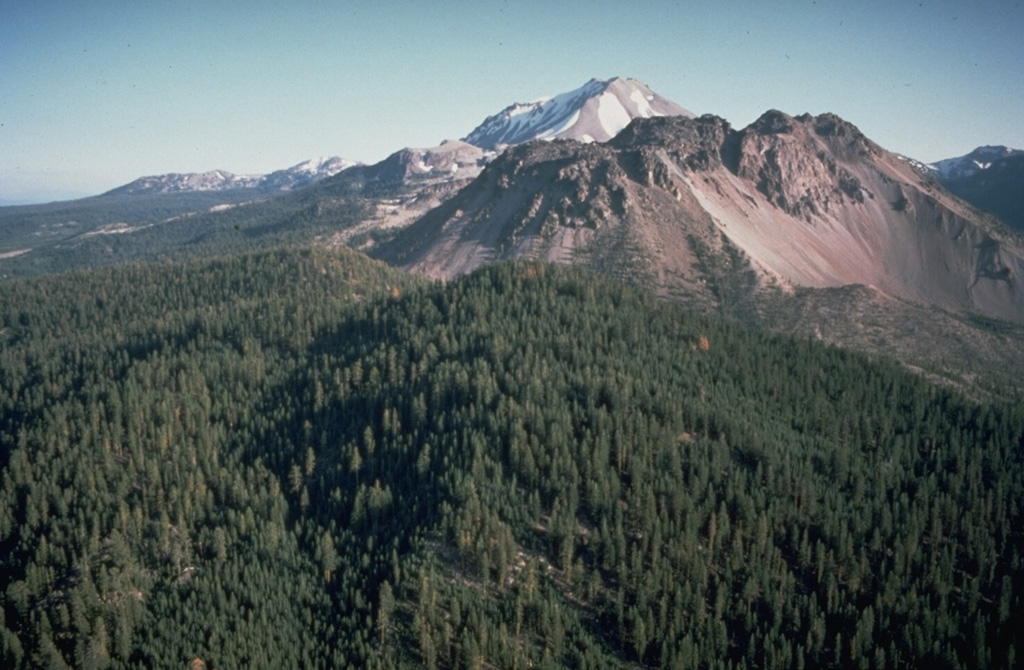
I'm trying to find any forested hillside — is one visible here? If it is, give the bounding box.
[0,187,370,280]
[1,249,1022,668]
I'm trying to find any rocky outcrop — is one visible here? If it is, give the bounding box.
[733,111,871,219]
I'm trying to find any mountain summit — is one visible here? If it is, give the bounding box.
[462,77,694,151]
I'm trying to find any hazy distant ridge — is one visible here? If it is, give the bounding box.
[102,156,358,196]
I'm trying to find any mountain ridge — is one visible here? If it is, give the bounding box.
[101,155,359,196]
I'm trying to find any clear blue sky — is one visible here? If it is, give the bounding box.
[2,0,1022,203]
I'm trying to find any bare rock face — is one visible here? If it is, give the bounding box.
[612,114,735,174]
[374,111,1024,324]
[734,110,869,219]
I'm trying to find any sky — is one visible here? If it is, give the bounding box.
[2,0,1022,203]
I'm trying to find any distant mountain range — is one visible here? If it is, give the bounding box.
[101,156,359,196]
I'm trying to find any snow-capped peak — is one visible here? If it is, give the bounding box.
[463,77,694,151]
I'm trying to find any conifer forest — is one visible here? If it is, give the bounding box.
[1,247,1022,668]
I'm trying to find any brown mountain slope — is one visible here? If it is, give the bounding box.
[375,111,1024,324]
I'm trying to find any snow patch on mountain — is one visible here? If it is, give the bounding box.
[629,89,657,116]
[597,91,634,137]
